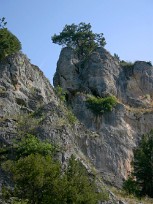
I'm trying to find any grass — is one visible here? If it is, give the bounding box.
[125,104,153,114]
[66,108,77,125]
[110,186,153,204]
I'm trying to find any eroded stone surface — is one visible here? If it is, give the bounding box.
[0,48,153,203]
[54,47,153,186]
[0,52,110,198]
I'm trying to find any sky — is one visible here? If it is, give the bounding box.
[1,0,153,84]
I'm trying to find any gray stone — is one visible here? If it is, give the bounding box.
[53,47,153,186]
[1,48,153,203]
[0,52,115,203]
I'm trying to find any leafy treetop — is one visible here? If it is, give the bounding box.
[52,22,106,59]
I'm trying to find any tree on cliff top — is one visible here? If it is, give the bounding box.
[51,22,106,60]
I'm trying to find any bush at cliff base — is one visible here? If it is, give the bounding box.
[0,28,21,60]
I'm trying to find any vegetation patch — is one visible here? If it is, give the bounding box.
[120,60,134,68]
[0,135,106,204]
[15,113,42,137]
[86,95,117,115]
[123,130,153,198]
[66,108,77,125]
[54,85,67,102]
[110,186,153,204]
[0,18,21,60]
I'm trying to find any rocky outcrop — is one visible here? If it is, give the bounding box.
[54,47,153,186]
[119,61,153,107]
[0,52,118,203]
[54,47,120,97]
[0,48,153,203]
[0,52,57,188]
[54,47,153,107]
[0,52,56,116]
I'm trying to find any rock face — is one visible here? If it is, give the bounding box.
[0,48,153,202]
[0,52,56,116]
[54,47,153,186]
[0,52,57,189]
[54,47,153,107]
[0,52,111,201]
[54,47,120,97]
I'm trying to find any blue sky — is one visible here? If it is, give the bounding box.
[1,0,153,84]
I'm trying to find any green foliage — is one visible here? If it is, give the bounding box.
[1,136,106,203]
[2,154,61,204]
[54,85,66,102]
[123,130,153,198]
[12,199,28,204]
[16,114,41,137]
[15,134,55,159]
[66,108,77,125]
[54,86,77,125]
[2,185,30,203]
[86,95,117,115]
[0,134,55,163]
[64,155,104,204]
[120,60,134,68]
[132,130,153,197]
[52,22,106,60]
[123,176,140,196]
[0,28,21,60]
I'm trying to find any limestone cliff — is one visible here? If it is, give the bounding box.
[0,48,153,203]
[54,47,153,186]
[0,52,115,203]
